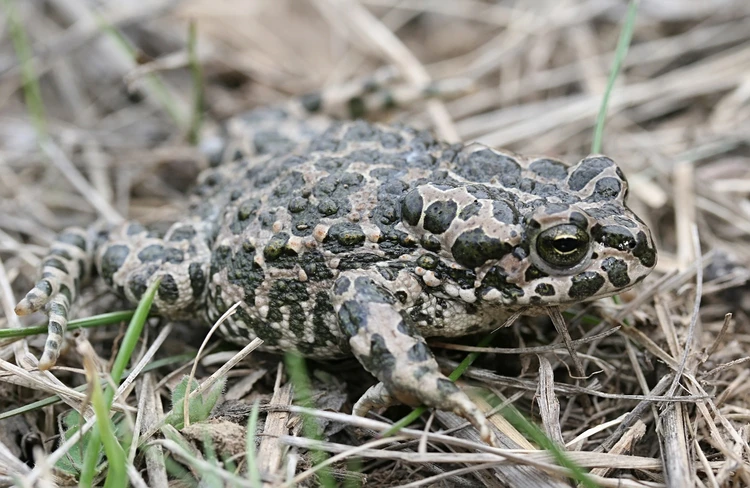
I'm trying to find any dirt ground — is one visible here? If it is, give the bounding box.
[1,1,750,486]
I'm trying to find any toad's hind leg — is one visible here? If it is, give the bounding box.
[16,221,212,370]
[15,228,91,369]
[331,269,497,446]
[221,72,471,160]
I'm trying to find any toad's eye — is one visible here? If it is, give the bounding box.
[536,224,590,268]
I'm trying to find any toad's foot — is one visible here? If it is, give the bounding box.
[354,379,497,446]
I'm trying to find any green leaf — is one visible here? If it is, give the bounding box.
[245,401,261,485]
[55,411,98,475]
[166,376,225,429]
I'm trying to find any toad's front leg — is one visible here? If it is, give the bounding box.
[331,269,497,445]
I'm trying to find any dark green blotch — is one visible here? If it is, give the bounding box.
[35,279,52,296]
[212,243,264,304]
[435,261,476,289]
[601,257,631,288]
[263,233,293,261]
[138,244,165,262]
[353,276,396,305]
[398,232,418,248]
[43,258,68,273]
[168,225,197,242]
[157,274,180,303]
[632,231,656,268]
[416,254,439,270]
[252,132,294,156]
[396,319,417,336]
[366,334,396,380]
[591,225,635,251]
[49,302,67,316]
[100,245,129,285]
[288,197,308,213]
[379,179,409,196]
[458,201,482,220]
[585,203,622,220]
[188,262,206,299]
[48,321,63,336]
[423,200,457,235]
[492,199,519,224]
[372,199,399,227]
[529,158,568,180]
[481,266,524,302]
[129,274,149,301]
[436,378,459,395]
[238,199,261,220]
[326,223,365,247]
[420,234,441,252]
[50,248,72,260]
[317,198,339,216]
[59,232,87,250]
[407,341,431,363]
[348,97,366,119]
[313,291,344,351]
[240,306,281,346]
[338,300,368,337]
[59,284,73,302]
[568,157,613,191]
[535,283,555,296]
[333,276,351,296]
[300,92,322,112]
[378,267,398,281]
[525,265,548,281]
[570,211,588,228]
[451,228,512,269]
[165,248,184,263]
[568,272,606,299]
[456,149,521,185]
[268,280,308,340]
[340,172,364,187]
[300,251,334,281]
[587,177,622,202]
[401,190,424,226]
[544,202,570,215]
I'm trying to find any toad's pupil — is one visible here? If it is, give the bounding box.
[553,236,580,253]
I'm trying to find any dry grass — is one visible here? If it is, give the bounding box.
[1,0,750,486]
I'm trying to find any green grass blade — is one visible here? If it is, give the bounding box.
[2,0,48,139]
[245,401,261,486]
[499,404,600,488]
[187,20,204,145]
[108,279,159,387]
[90,371,127,488]
[80,280,160,485]
[0,353,194,421]
[0,311,137,340]
[94,14,186,129]
[591,0,639,154]
[284,353,336,488]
